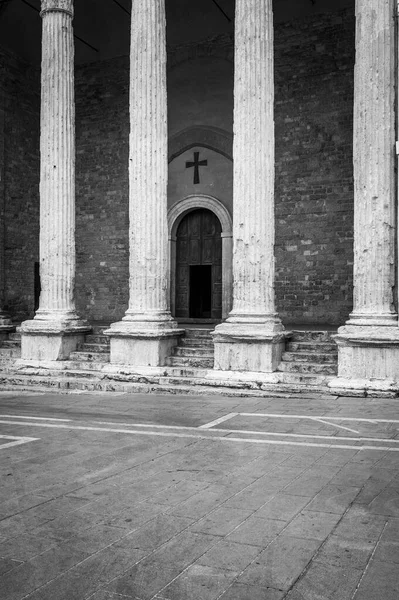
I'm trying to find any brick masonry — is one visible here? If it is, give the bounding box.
[2,8,355,326]
[0,47,40,321]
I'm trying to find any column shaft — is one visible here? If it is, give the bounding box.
[124,0,173,325]
[37,0,76,320]
[349,0,397,326]
[230,0,278,323]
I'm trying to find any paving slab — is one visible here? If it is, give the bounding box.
[0,390,398,599]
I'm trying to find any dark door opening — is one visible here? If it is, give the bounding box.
[175,208,222,320]
[189,265,212,318]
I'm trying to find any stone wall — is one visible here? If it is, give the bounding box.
[0,47,40,321]
[275,12,355,325]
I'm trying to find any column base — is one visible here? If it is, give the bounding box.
[329,324,399,397]
[104,319,184,367]
[20,318,91,361]
[212,316,288,373]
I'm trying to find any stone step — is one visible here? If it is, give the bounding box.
[278,361,337,375]
[78,343,110,352]
[164,366,210,378]
[273,371,332,386]
[91,325,110,335]
[84,335,110,345]
[0,347,21,358]
[173,346,214,357]
[1,340,21,348]
[166,356,214,369]
[184,329,214,339]
[287,341,337,353]
[68,351,110,363]
[180,338,214,348]
[282,351,337,364]
[63,361,110,371]
[8,332,21,341]
[289,330,336,343]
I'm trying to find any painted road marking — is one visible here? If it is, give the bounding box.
[310,418,360,435]
[0,414,71,422]
[0,419,399,452]
[240,413,399,424]
[199,413,239,429]
[0,434,39,450]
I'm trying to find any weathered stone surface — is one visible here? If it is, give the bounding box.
[20,0,89,361]
[106,0,182,366]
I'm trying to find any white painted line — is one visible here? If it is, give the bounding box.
[0,414,71,422]
[240,413,399,424]
[0,434,39,450]
[94,421,399,445]
[0,419,399,452]
[199,412,239,429]
[310,418,360,435]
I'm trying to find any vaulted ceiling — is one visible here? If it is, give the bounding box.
[0,0,353,66]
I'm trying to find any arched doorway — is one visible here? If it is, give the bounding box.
[175,209,222,319]
[168,195,233,320]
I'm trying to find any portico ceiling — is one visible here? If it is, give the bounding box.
[0,0,353,66]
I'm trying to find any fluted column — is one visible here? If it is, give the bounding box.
[106,0,182,367]
[330,0,399,394]
[212,0,286,373]
[347,0,397,328]
[20,0,89,361]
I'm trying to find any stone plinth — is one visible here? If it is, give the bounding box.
[20,0,90,361]
[212,0,287,373]
[106,0,182,367]
[331,0,399,395]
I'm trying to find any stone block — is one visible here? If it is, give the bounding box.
[108,334,180,367]
[21,332,87,361]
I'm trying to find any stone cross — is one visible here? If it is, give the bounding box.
[186,152,208,184]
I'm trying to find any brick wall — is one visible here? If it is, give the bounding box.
[0,47,40,321]
[274,11,355,325]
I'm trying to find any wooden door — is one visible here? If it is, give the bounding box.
[176,209,222,319]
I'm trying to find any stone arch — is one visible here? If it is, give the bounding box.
[168,195,233,320]
[168,126,233,164]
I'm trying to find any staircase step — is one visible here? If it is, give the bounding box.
[282,351,337,364]
[8,332,21,341]
[84,335,110,345]
[184,329,214,339]
[78,343,110,352]
[1,340,21,348]
[68,351,110,363]
[0,348,21,358]
[63,360,109,371]
[290,330,336,343]
[165,366,210,378]
[180,338,214,347]
[278,361,337,375]
[287,341,337,353]
[173,346,214,357]
[166,357,214,369]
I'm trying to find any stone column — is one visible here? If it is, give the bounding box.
[20,0,89,362]
[0,106,13,340]
[330,0,399,395]
[106,0,183,368]
[212,0,287,373]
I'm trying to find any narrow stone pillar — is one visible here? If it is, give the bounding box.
[212,0,287,373]
[329,0,399,395]
[20,0,89,362]
[106,0,183,368]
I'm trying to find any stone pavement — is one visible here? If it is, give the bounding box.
[0,390,398,600]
